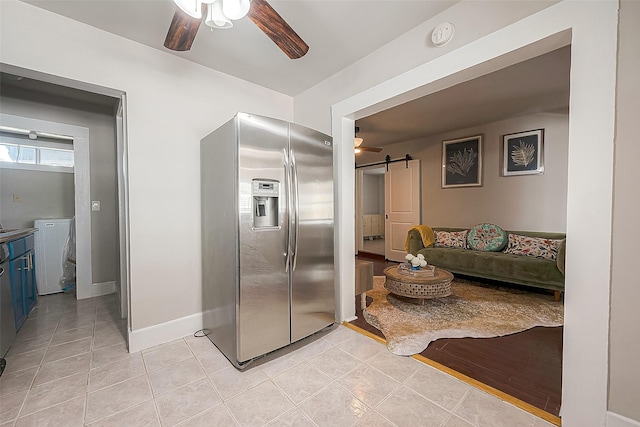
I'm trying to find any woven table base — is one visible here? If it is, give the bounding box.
[383,266,453,301]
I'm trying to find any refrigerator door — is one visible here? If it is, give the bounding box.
[237,113,291,362]
[289,123,335,342]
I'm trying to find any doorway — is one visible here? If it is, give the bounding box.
[0,113,91,294]
[356,166,385,256]
[333,7,617,420]
[0,66,130,341]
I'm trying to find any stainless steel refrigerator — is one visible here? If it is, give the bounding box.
[201,112,335,369]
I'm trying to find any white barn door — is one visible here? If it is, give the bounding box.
[384,159,421,262]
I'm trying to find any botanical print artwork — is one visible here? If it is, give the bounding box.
[442,135,483,188]
[511,140,536,167]
[503,129,544,176]
[447,147,478,176]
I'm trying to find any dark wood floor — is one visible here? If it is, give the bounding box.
[353,252,563,417]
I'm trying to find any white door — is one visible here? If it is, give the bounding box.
[385,159,421,262]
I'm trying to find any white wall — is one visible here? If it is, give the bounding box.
[0,1,293,337]
[359,113,569,232]
[609,0,640,423]
[295,1,619,425]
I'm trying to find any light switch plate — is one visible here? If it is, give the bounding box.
[91,201,101,211]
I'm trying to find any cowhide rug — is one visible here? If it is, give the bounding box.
[363,276,564,356]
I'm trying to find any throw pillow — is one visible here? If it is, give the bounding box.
[467,223,508,252]
[503,234,563,260]
[434,230,468,249]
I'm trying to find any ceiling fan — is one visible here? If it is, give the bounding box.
[164,0,309,59]
[354,127,382,154]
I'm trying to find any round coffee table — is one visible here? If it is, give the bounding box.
[383,266,454,303]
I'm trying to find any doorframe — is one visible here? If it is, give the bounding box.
[116,95,131,326]
[331,3,617,424]
[355,165,386,255]
[0,63,130,341]
[0,113,92,298]
[354,169,363,254]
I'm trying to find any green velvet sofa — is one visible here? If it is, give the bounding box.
[407,227,566,297]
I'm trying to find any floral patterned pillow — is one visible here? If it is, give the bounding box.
[434,230,468,249]
[503,234,563,260]
[467,223,508,252]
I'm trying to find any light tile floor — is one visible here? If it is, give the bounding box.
[0,293,557,427]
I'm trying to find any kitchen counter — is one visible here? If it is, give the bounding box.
[0,228,37,244]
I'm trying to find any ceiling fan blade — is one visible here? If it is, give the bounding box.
[360,147,383,153]
[164,5,205,51]
[248,0,309,59]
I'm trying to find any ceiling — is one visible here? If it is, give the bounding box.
[7,1,569,151]
[21,0,458,97]
[355,45,571,150]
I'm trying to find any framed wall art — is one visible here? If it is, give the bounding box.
[442,134,483,188]
[503,129,544,176]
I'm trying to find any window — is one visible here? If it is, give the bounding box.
[0,132,74,172]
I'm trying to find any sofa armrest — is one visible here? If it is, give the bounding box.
[557,239,566,276]
[407,229,425,255]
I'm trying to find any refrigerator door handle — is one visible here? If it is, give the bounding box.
[291,149,300,271]
[284,149,291,272]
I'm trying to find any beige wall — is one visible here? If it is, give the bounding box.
[608,0,640,422]
[0,89,119,286]
[293,1,559,135]
[362,173,384,214]
[358,112,569,232]
[296,2,619,424]
[0,1,293,333]
[0,168,75,228]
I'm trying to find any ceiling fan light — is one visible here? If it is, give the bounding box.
[173,0,202,19]
[206,0,233,29]
[354,148,362,154]
[354,137,363,147]
[222,0,250,20]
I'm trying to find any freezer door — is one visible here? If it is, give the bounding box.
[237,113,291,362]
[289,123,335,342]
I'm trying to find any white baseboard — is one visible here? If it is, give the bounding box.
[77,281,116,299]
[92,281,116,297]
[608,411,640,427]
[128,311,203,353]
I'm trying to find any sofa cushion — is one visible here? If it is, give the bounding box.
[434,230,468,249]
[417,246,565,289]
[467,223,508,252]
[503,234,563,261]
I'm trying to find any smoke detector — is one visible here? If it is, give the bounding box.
[431,22,455,47]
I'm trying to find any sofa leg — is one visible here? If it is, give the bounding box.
[554,290,561,302]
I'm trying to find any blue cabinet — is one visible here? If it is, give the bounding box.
[7,234,37,331]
